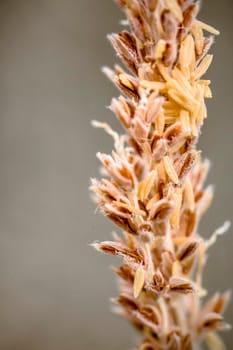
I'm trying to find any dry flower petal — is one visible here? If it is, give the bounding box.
[163,156,179,184]
[177,239,199,262]
[184,177,195,211]
[200,312,224,331]
[138,170,157,202]
[165,0,183,22]
[205,332,225,350]
[169,276,196,294]
[195,20,220,36]
[170,187,183,228]
[179,34,195,69]
[134,267,145,298]
[155,39,167,60]
[195,55,213,79]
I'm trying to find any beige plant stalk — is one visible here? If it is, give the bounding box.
[90,0,231,349]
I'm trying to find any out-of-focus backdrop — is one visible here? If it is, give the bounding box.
[0,1,232,349]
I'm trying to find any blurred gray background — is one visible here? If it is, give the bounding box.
[0,0,232,349]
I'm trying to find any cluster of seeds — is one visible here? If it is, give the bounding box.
[91,1,230,349]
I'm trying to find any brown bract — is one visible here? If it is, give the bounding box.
[90,0,230,349]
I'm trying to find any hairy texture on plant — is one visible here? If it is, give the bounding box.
[90,1,231,349]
